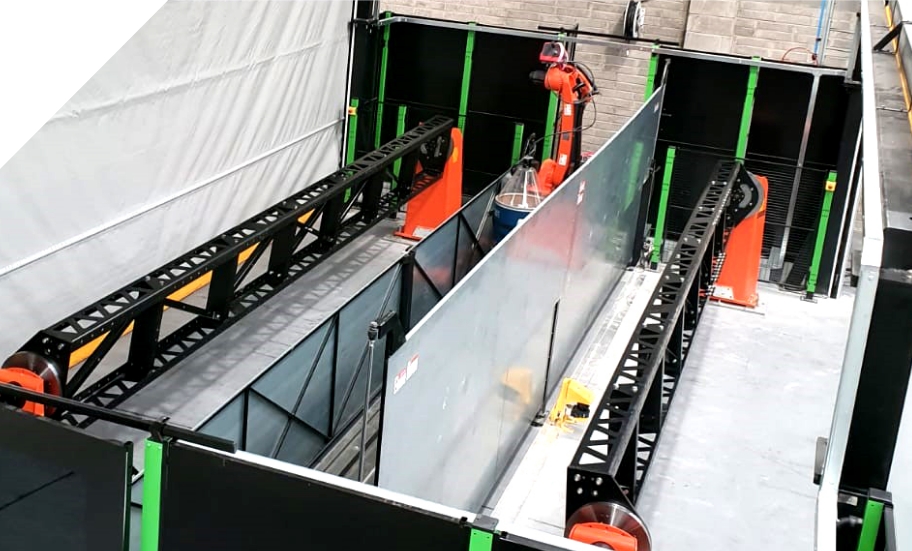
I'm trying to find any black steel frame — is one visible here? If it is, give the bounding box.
[566,160,741,515]
[15,116,453,425]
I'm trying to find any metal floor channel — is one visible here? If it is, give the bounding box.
[635,283,853,549]
[88,218,413,473]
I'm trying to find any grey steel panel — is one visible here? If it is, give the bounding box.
[552,98,662,374]
[379,90,665,511]
[87,221,410,473]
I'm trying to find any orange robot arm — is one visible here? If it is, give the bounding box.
[533,42,597,196]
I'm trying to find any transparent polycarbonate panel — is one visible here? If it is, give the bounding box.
[245,391,288,457]
[198,394,245,445]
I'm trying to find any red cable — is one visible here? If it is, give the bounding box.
[781,46,819,65]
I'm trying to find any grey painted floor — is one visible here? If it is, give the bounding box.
[636,283,853,549]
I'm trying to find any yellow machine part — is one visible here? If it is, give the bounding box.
[549,378,593,427]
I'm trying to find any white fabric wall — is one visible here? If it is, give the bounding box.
[0,0,354,356]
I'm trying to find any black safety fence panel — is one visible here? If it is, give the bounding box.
[0,405,132,551]
[380,20,553,196]
[647,55,746,239]
[653,145,729,243]
[159,441,472,551]
[651,54,855,290]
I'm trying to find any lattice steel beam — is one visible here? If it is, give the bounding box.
[11,117,453,423]
[567,160,741,516]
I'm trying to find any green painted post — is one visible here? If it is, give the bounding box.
[140,439,164,551]
[542,93,559,163]
[458,24,476,134]
[346,99,359,165]
[392,104,408,181]
[855,498,885,551]
[650,146,676,268]
[344,99,359,203]
[511,123,525,164]
[644,47,659,100]
[541,33,564,163]
[374,12,392,149]
[736,62,760,160]
[469,528,494,551]
[806,171,837,299]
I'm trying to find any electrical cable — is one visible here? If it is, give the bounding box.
[781,46,818,65]
[523,99,599,159]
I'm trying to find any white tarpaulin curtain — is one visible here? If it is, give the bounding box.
[0,0,355,356]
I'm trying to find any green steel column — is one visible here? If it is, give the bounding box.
[346,99,359,165]
[541,33,564,163]
[469,529,494,551]
[644,47,659,100]
[856,498,885,551]
[140,439,164,551]
[650,146,676,267]
[511,123,525,164]
[374,12,392,148]
[736,62,760,160]
[392,104,408,181]
[344,99,359,203]
[458,23,476,133]
[542,90,559,163]
[806,171,837,298]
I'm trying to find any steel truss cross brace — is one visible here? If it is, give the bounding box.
[13,116,454,426]
[566,160,742,516]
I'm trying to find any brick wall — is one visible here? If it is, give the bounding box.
[378,0,857,149]
[685,1,857,66]
[378,0,688,152]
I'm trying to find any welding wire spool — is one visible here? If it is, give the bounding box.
[566,501,652,551]
[1,351,63,413]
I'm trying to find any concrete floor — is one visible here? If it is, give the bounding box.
[490,278,854,548]
[635,283,853,549]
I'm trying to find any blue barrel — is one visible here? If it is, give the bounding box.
[493,192,539,243]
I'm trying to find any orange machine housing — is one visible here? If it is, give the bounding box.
[395,127,463,240]
[0,368,46,416]
[568,522,638,551]
[712,175,769,308]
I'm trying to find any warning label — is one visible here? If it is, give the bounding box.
[393,354,420,394]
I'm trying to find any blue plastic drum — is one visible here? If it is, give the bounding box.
[493,192,541,243]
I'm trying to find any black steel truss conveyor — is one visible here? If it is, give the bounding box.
[567,160,742,517]
[14,116,454,426]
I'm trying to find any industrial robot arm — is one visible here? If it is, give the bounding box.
[530,41,598,196]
